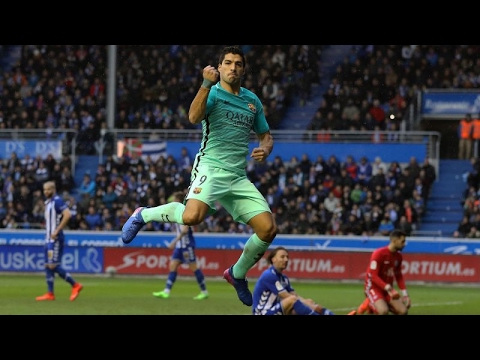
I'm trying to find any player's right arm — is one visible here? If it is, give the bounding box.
[368,256,400,299]
[168,225,189,249]
[188,65,218,124]
[367,249,390,290]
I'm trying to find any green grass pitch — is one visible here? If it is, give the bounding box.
[1,273,479,315]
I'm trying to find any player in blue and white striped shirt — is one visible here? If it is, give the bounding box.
[252,246,334,315]
[36,181,83,301]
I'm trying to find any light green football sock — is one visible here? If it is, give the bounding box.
[232,234,270,279]
[140,202,185,225]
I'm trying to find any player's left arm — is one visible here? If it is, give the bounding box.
[251,131,273,162]
[52,207,71,240]
[168,225,189,249]
[395,257,411,308]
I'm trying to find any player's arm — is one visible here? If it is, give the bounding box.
[367,253,388,290]
[251,131,273,162]
[367,252,399,298]
[259,273,286,299]
[168,225,189,249]
[395,259,411,307]
[52,207,71,240]
[188,65,218,125]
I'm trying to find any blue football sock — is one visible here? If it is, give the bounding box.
[194,269,207,292]
[165,271,177,290]
[46,268,55,293]
[293,300,319,315]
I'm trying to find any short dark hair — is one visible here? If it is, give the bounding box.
[267,246,288,264]
[390,229,406,239]
[219,45,246,68]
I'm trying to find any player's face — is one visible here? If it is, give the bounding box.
[218,54,245,85]
[272,249,289,272]
[43,185,54,199]
[393,236,407,251]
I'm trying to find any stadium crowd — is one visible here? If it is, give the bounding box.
[0,143,436,237]
[1,44,479,236]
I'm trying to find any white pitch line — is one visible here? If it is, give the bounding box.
[334,301,463,312]
[410,301,463,307]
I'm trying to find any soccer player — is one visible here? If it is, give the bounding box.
[349,229,411,315]
[252,246,334,315]
[152,192,209,300]
[36,181,83,301]
[122,45,277,306]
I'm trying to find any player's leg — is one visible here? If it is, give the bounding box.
[373,297,389,315]
[189,263,209,300]
[36,265,56,301]
[357,297,371,314]
[302,298,334,315]
[185,247,208,300]
[224,178,277,278]
[153,256,181,299]
[52,241,83,301]
[122,166,216,244]
[222,179,277,306]
[122,202,188,244]
[282,296,320,316]
[36,244,56,301]
[388,298,409,315]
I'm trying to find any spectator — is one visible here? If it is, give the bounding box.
[377,214,395,236]
[472,113,480,158]
[102,185,118,210]
[59,166,75,193]
[453,215,472,238]
[357,156,373,186]
[458,113,473,160]
[396,215,413,236]
[78,173,96,198]
[84,205,103,230]
[369,99,386,130]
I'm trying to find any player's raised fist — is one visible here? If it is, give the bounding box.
[203,65,219,83]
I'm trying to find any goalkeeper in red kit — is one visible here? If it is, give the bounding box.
[349,229,411,315]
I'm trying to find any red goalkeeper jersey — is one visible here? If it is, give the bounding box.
[364,245,406,291]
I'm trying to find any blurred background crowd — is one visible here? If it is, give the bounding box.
[1,45,480,237]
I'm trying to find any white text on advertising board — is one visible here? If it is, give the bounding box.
[402,260,475,277]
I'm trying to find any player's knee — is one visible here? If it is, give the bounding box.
[257,221,277,242]
[182,212,204,225]
[282,296,297,314]
[396,307,409,315]
[183,203,208,225]
[375,303,389,315]
[376,308,389,315]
